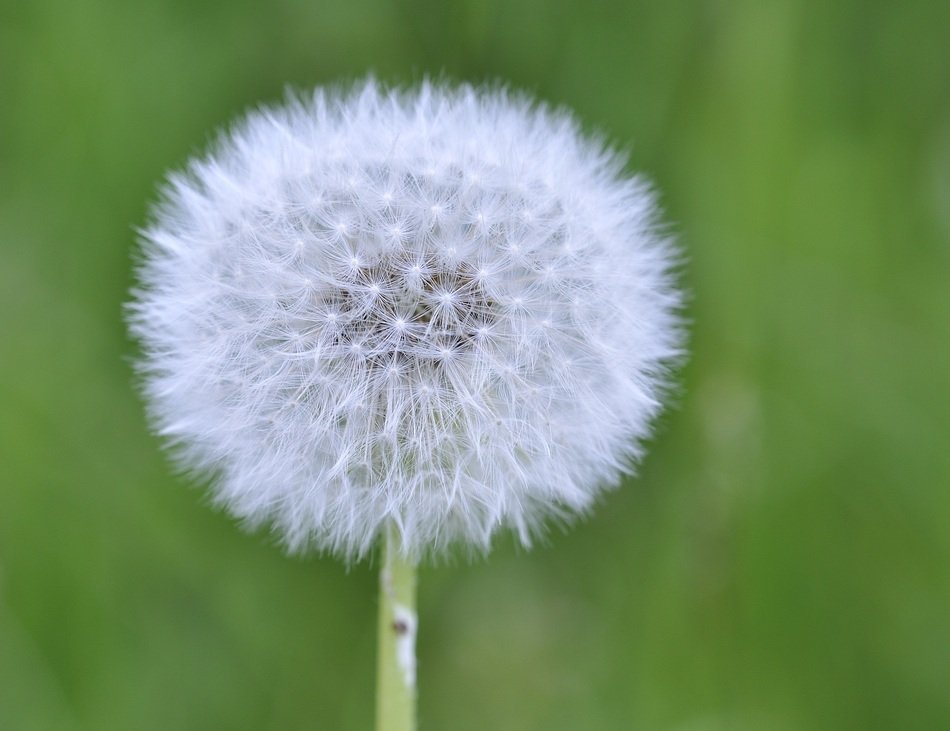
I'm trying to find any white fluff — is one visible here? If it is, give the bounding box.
[128,79,683,561]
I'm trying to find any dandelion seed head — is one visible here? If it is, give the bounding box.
[128,79,683,561]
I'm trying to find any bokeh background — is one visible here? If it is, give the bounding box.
[2,0,949,729]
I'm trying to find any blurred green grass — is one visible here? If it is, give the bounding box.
[1,0,949,729]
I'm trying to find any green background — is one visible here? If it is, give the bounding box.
[2,1,949,729]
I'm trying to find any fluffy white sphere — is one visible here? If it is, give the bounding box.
[129,79,683,561]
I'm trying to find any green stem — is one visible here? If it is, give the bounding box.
[376,525,417,731]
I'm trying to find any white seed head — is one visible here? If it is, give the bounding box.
[128,79,683,562]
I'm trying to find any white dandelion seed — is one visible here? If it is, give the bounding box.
[127,79,683,562]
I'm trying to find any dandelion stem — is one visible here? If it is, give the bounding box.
[376,525,417,731]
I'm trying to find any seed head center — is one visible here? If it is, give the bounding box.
[321,257,496,368]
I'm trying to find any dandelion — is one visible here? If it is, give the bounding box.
[128,78,683,730]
